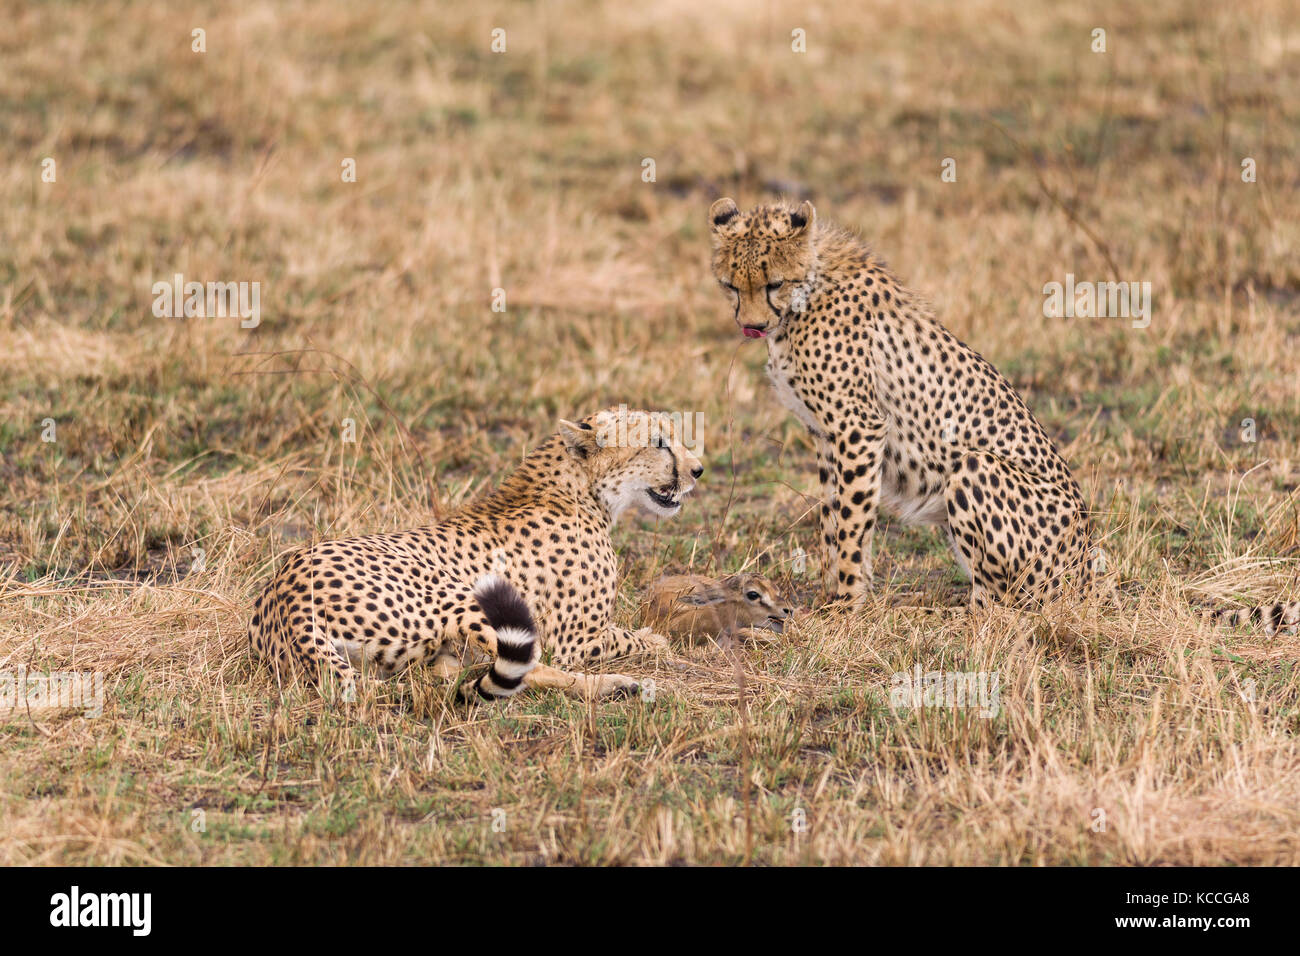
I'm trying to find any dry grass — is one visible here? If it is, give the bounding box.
[1,0,1299,864]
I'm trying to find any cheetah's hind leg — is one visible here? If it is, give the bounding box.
[943,452,1091,609]
[282,624,369,701]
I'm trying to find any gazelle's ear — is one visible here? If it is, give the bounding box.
[558,419,599,460]
[678,585,728,607]
[788,200,816,237]
[709,197,740,232]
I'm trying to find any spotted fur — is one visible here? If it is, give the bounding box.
[709,198,1096,610]
[708,200,1298,637]
[248,407,704,700]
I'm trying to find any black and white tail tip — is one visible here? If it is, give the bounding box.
[472,575,539,700]
[1211,600,1300,637]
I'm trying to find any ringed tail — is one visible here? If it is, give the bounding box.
[472,575,540,699]
[1209,600,1300,637]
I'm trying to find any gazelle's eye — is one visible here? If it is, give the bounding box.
[766,280,784,292]
[745,590,761,601]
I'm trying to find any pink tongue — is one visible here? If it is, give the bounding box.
[742,327,767,339]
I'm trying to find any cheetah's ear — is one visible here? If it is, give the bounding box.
[788,200,816,237]
[709,197,740,232]
[558,418,599,460]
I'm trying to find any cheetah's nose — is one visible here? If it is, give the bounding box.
[690,465,704,480]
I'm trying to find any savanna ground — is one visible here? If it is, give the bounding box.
[1,0,1298,866]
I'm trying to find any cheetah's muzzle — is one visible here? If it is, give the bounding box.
[646,485,682,510]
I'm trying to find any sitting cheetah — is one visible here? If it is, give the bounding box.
[707,198,1299,632]
[248,407,704,700]
[644,573,793,646]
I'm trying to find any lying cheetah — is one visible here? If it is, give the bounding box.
[644,573,793,646]
[707,198,1298,632]
[248,407,704,700]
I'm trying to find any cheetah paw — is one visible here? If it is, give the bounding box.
[632,626,671,652]
[590,673,641,699]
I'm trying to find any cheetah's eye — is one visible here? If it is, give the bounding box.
[720,280,739,294]
[766,280,784,292]
[745,590,761,601]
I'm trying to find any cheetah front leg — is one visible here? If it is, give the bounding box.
[523,662,641,699]
[815,437,840,593]
[535,622,668,699]
[829,420,887,605]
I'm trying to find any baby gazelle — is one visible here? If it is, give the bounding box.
[645,574,793,647]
